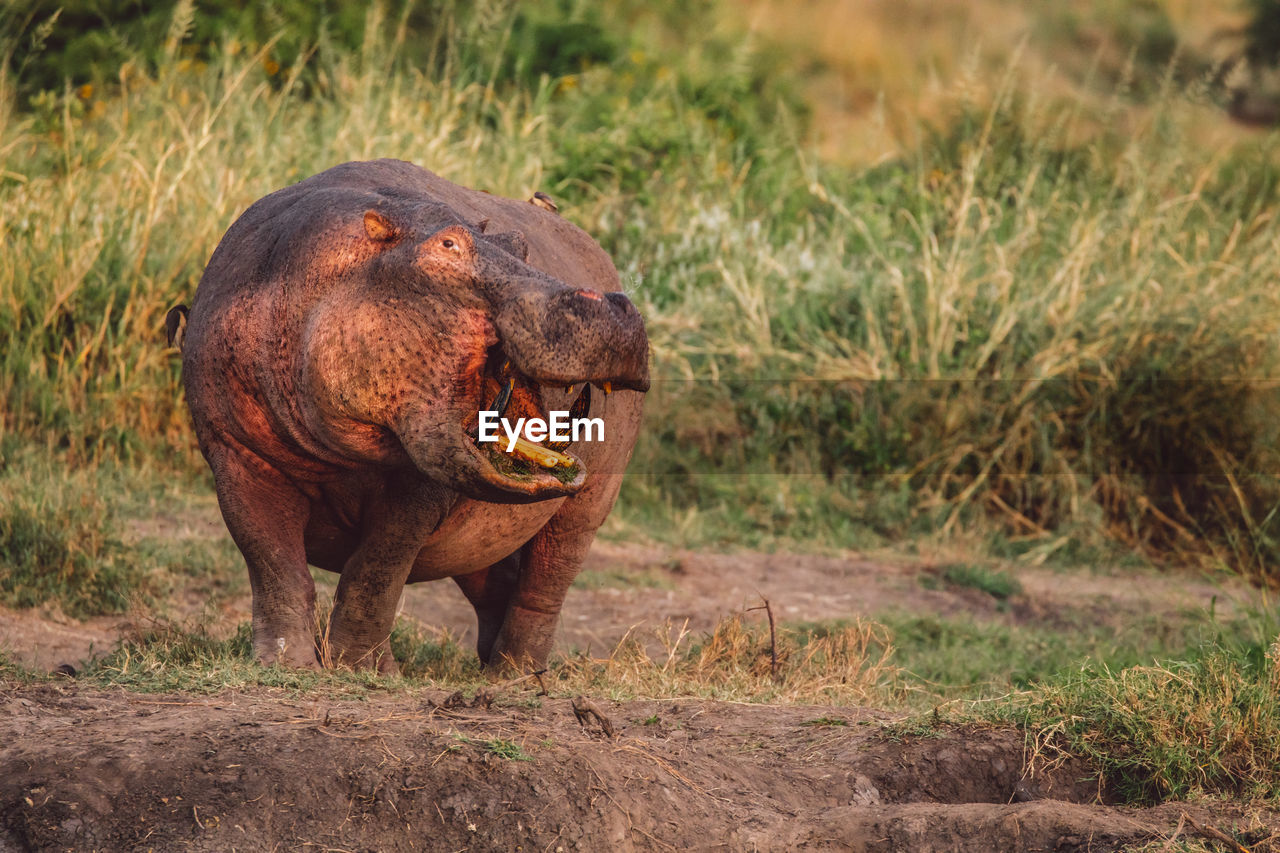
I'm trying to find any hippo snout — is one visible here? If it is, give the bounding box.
[492,283,650,393]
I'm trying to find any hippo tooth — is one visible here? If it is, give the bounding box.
[508,436,575,469]
[603,381,612,395]
[549,383,591,452]
[570,382,591,419]
[487,378,514,418]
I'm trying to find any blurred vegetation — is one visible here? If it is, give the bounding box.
[1246,0,1280,66]
[2,0,672,103]
[0,447,138,617]
[1,0,1280,614]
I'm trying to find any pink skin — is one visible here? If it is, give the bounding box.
[180,159,647,672]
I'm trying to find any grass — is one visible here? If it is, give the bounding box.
[1004,645,1280,804]
[79,621,406,696]
[920,563,1022,601]
[571,563,676,591]
[878,605,1276,704]
[551,614,896,704]
[10,579,1280,807]
[59,610,895,706]
[0,1,1279,580]
[800,716,849,727]
[0,445,243,618]
[0,650,39,682]
[0,447,153,617]
[475,738,534,762]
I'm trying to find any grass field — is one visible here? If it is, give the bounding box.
[4,0,1280,814]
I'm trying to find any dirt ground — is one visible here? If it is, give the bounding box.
[2,531,1278,851]
[3,533,1265,675]
[2,682,1277,852]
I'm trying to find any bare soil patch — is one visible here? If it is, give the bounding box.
[2,515,1275,851]
[538,541,1261,655]
[1,537,1256,674]
[3,682,1275,852]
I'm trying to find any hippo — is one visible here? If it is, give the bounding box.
[172,159,649,673]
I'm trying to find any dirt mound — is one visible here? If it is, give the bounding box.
[3,682,1272,852]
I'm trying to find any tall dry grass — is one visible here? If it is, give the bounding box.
[3,2,1280,578]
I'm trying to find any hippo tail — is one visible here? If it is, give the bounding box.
[165,304,189,351]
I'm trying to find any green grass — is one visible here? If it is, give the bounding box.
[800,716,849,727]
[0,448,151,617]
[919,563,1022,601]
[80,622,392,695]
[0,649,40,683]
[0,445,244,618]
[69,611,895,706]
[571,563,676,591]
[72,617,486,695]
[1002,646,1280,804]
[876,604,1277,704]
[389,621,481,682]
[449,735,536,761]
[477,738,534,761]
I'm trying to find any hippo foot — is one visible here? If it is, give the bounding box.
[254,634,321,670]
[485,604,557,676]
[324,631,400,674]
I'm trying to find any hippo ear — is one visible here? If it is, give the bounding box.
[363,210,398,243]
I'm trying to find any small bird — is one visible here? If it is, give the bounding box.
[529,191,559,213]
[571,694,615,737]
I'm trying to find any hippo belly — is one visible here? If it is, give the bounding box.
[407,497,566,581]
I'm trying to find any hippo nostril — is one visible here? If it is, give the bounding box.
[605,291,635,311]
[576,288,603,302]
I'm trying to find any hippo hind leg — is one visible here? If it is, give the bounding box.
[452,553,521,665]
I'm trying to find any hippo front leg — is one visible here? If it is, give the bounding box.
[326,472,449,672]
[207,443,319,668]
[485,487,620,673]
[484,525,592,674]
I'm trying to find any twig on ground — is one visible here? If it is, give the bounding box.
[1159,813,1186,852]
[1185,814,1250,853]
[747,597,780,682]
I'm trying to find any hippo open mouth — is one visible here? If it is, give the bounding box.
[464,346,601,497]
[450,269,647,502]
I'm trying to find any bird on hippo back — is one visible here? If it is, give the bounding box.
[170,159,649,674]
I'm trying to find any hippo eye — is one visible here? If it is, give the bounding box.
[442,239,454,249]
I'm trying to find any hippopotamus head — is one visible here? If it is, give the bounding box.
[186,161,649,504]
